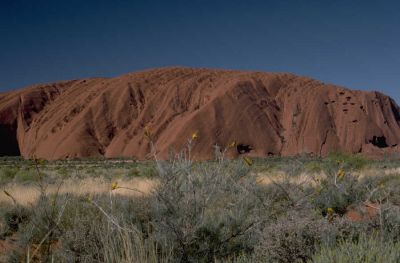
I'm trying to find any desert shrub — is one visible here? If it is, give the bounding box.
[377,204,400,242]
[54,197,106,262]
[304,161,323,174]
[149,148,265,262]
[257,174,318,220]
[127,167,141,177]
[254,210,337,263]
[363,174,400,206]
[221,253,256,263]
[311,235,400,263]
[313,173,365,216]
[14,194,69,262]
[14,168,38,183]
[126,163,157,178]
[0,167,19,184]
[254,210,376,263]
[326,152,368,172]
[375,155,400,169]
[9,193,158,262]
[99,224,173,263]
[0,204,31,239]
[55,194,171,262]
[57,166,69,178]
[68,194,170,261]
[278,158,308,177]
[138,164,158,177]
[253,158,278,174]
[85,167,96,175]
[341,174,400,242]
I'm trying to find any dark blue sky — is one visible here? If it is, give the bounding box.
[1,0,399,103]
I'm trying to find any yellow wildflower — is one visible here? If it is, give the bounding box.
[33,158,46,166]
[227,141,236,149]
[191,131,198,141]
[327,207,334,216]
[243,156,253,166]
[337,169,345,179]
[111,182,119,191]
[327,207,334,222]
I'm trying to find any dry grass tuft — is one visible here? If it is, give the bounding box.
[0,177,157,206]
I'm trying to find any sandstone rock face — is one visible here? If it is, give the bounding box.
[0,67,399,160]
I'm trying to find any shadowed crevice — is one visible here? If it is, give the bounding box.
[390,99,400,122]
[0,125,21,156]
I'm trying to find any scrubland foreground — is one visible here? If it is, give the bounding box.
[1,145,400,262]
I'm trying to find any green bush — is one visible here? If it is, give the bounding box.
[313,173,365,216]
[15,168,38,183]
[150,157,263,262]
[0,167,18,184]
[304,161,323,174]
[126,164,158,177]
[138,164,158,177]
[254,210,336,263]
[0,204,31,239]
[326,152,368,172]
[127,167,141,177]
[379,204,400,242]
[311,235,400,263]
[56,197,108,262]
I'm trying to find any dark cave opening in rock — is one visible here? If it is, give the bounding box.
[236,144,253,154]
[0,125,21,156]
[369,136,388,148]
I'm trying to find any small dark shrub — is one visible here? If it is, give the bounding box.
[0,205,31,238]
[0,167,18,184]
[254,210,335,263]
